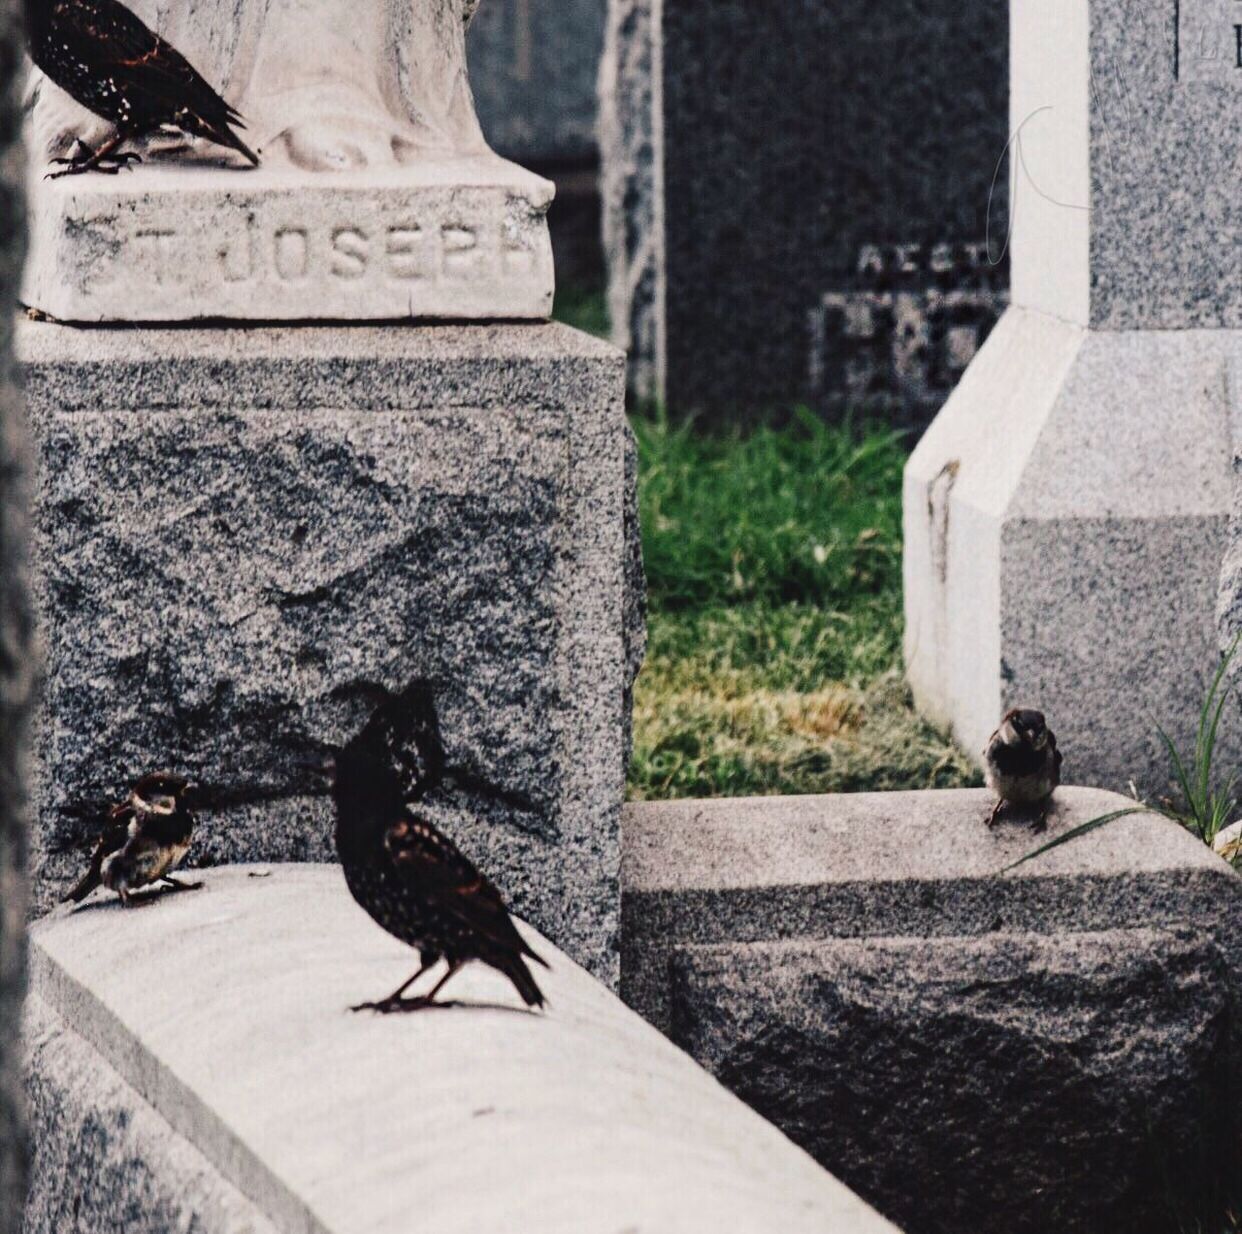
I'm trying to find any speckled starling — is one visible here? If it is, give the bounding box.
[324,734,548,1014]
[64,771,200,905]
[983,708,1063,830]
[25,0,258,177]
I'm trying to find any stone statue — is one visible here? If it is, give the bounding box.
[30,0,490,169]
[23,0,555,321]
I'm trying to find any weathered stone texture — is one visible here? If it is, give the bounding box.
[24,996,276,1234]
[623,790,1242,1233]
[671,930,1233,1234]
[0,0,32,1229]
[600,0,1008,423]
[20,322,642,988]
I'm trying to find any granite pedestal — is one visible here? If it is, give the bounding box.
[904,0,1242,791]
[19,320,643,988]
[600,0,1009,424]
[623,789,1242,1234]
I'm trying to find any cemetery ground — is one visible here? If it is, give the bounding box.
[554,290,979,800]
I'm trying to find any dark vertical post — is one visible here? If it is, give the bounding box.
[0,0,34,1230]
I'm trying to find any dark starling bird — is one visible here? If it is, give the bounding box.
[323,730,548,1014]
[63,771,200,905]
[983,708,1063,830]
[25,0,259,177]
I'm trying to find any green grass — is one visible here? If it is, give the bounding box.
[629,408,979,800]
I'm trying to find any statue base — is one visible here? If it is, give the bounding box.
[22,154,555,322]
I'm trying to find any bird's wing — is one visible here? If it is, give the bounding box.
[383,814,544,964]
[62,804,133,903]
[53,0,245,127]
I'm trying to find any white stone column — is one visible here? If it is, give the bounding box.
[904,0,1242,789]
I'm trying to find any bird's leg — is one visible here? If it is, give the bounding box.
[420,961,466,1006]
[350,958,438,1013]
[1032,802,1050,835]
[47,132,141,179]
[159,875,203,893]
[987,799,1006,829]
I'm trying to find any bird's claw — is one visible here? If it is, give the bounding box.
[45,151,142,180]
[350,996,459,1015]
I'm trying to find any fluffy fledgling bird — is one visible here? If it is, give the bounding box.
[63,771,200,905]
[25,0,258,177]
[983,708,1062,830]
[321,704,548,1013]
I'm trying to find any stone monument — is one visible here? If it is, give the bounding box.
[599,0,1008,426]
[19,0,642,988]
[905,0,1242,790]
[0,0,33,1228]
[23,0,554,320]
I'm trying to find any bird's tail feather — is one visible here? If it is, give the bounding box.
[502,953,546,1008]
[62,867,101,904]
[195,115,259,167]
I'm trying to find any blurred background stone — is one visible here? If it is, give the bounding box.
[601,0,1009,427]
[0,0,32,1229]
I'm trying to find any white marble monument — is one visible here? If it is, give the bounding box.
[904,0,1242,790]
[22,0,554,320]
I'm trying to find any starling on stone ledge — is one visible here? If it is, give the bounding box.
[25,0,258,177]
[983,708,1062,830]
[63,771,200,905]
[322,718,548,1013]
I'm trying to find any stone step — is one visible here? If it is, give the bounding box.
[26,864,895,1234]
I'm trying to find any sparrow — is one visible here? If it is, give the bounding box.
[983,708,1062,830]
[63,771,201,905]
[25,0,259,178]
[318,707,548,1014]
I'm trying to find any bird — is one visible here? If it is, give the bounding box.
[25,0,259,178]
[982,708,1062,830]
[63,771,201,905]
[320,712,548,1014]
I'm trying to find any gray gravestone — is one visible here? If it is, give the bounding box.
[0,0,33,1228]
[20,322,641,987]
[600,0,1009,426]
[467,0,605,165]
[906,0,1242,792]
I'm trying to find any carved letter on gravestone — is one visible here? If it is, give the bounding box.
[22,0,554,322]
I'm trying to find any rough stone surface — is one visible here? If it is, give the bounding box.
[670,930,1232,1234]
[621,787,1240,1034]
[600,0,1008,425]
[19,321,643,989]
[23,0,556,321]
[25,996,276,1234]
[468,0,605,164]
[25,865,897,1234]
[0,0,32,1229]
[622,789,1242,1234]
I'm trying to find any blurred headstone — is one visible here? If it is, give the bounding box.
[601,0,1009,427]
[468,0,605,166]
[0,0,33,1228]
[468,0,609,289]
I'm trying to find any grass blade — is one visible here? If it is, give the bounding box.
[999,808,1151,874]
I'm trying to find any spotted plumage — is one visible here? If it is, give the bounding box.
[982,708,1062,829]
[25,0,258,176]
[324,708,547,1013]
[63,771,200,905]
